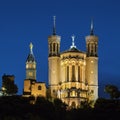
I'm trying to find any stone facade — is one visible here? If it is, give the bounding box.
[23,43,46,98]
[48,20,98,108]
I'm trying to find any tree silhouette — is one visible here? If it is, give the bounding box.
[2,74,18,95]
[104,84,120,99]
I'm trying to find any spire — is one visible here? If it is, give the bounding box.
[70,35,76,48]
[29,42,33,54]
[90,19,94,35]
[53,16,56,35]
[26,42,35,62]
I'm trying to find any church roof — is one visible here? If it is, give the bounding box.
[61,35,84,54]
[26,53,35,62]
[61,46,84,54]
[68,46,81,52]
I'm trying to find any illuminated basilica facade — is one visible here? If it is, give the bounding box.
[23,17,99,108]
[48,17,98,108]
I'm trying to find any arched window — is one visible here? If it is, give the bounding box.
[57,44,59,54]
[67,66,69,82]
[71,102,76,108]
[53,43,55,52]
[78,66,80,82]
[91,44,94,55]
[72,65,75,81]
[38,85,42,90]
[50,43,52,52]
[70,91,76,97]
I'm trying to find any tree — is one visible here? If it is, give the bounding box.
[54,98,67,110]
[2,74,18,95]
[80,101,92,109]
[104,84,120,99]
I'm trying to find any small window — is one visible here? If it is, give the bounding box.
[29,86,31,90]
[38,85,42,90]
[91,90,94,93]
[53,90,55,93]
[70,91,76,97]
[71,102,76,108]
[50,43,52,52]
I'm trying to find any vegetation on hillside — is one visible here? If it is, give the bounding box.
[0,81,120,120]
[0,95,119,120]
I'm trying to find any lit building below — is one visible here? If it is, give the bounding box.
[23,17,99,108]
[23,43,46,98]
[48,17,98,108]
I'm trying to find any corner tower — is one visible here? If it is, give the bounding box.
[48,16,61,98]
[85,20,98,104]
[26,43,36,80]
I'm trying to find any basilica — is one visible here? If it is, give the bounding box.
[23,17,99,108]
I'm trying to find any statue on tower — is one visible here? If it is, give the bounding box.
[30,42,33,54]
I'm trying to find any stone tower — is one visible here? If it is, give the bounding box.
[85,21,98,104]
[48,16,61,98]
[26,42,36,80]
[23,43,46,97]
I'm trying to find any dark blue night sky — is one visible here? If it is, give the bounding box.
[0,0,120,98]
